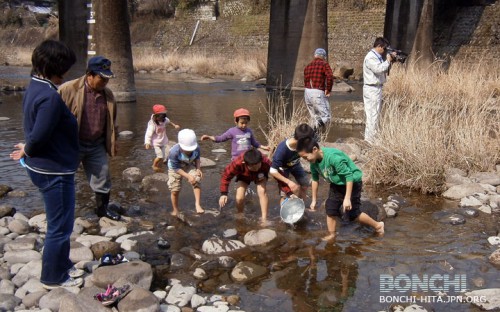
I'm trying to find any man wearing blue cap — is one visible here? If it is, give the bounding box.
[58,56,121,221]
[303,48,334,136]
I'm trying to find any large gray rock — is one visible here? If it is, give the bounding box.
[59,286,110,312]
[243,229,277,246]
[75,235,111,246]
[165,283,196,307]
[230,261,267,283]
[69,241,94,263]
[191,293,207,308]
[0,293,21,311]
[141,173,170,193]
[3,236,36,251]
[460,196,483,207]
[19,277,45,294]
[39,287,75,311]
[92,261,153,289]
[442,183,487,200]
[201,238,246,255]
[470,172,500,186]
[90,241,121,261]
[464,288,500,310]
[4,249,41,264]
[200,157,217,168]
[12,260,42,287]
[445,174,472,186]
[123,167,144,183]
[118,287,160,312]
[0,279,15,294]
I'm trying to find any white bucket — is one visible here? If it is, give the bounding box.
[280,198,305,225]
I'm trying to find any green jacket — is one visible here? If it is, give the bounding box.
[58,76,117,157]
[310,147,362,185]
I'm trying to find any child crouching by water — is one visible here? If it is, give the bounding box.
[167,129,204,215]
[297,137,384,241]
[144,104,180,172]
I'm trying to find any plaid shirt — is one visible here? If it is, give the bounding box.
[79,82,107,142]
[220,153,290,195]
[303,58,334,92]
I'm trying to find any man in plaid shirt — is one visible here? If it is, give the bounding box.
[219,148,290,225]
[303,48,334,134]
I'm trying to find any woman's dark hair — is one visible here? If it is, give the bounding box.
[294,123,315,140]
[243,148,262,165]
[296,136,319,153]
[31,40,76,79]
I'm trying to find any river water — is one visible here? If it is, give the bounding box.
[0,66,498,312]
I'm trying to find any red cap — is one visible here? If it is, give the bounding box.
[153,104,167,115]
[233,108,250,118]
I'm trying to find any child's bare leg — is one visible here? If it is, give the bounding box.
[322,215,337,241]
[171,191,180,216]
[153,157,163,172]
[256,180,268,223]
[235,181,247,214]
[356,212,384,235]
[193,186,204,214]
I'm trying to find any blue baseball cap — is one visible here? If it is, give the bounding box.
[314,48,327,58]
[87,56,114,78]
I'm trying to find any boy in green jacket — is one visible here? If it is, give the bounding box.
[297,137,384,241]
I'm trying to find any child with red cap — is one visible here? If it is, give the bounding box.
[201,108,269,160]
[144,104,180,172]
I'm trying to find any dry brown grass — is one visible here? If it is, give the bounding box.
[259,89,329,156]
[364,59,500,194]
[132,47,267,79]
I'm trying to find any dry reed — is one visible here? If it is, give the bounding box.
[365,59,500,193]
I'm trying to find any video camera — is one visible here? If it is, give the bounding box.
[386,47,408,64]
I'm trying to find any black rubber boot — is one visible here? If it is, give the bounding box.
[95,192,121,221]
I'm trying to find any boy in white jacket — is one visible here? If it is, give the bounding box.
[144,104,180,172]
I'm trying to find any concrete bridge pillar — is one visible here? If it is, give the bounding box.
[266,0,328,89]
[91,0,136,102]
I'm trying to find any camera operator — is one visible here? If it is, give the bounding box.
[362,37,396,144]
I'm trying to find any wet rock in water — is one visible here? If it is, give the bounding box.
[218,256,237,268]
[385,207,397,218]
[0,116,10,121]
[384,200,399,211]
[446,214,466,225]
[464,288,500,310]
[118,130,134,138]
[223,228,238,238]
[7,189,27,197]
[93,260,153,289]
[0,204,15,217]
[230,261,267,283]
[470,172,500,186]
[225,295,240,305]
[243,229,277,246]
[212,149,226,153]
[471,277,486,288]
[201,238,246,255]
[489,249,500,266]
[460,196,483,207]
[478,205,492,214]
[457,207,479,218]
[141,173,170,193]
[128,205,143,216]
[118,287,160,312]
[158,237,171,249]
[123,167,143,183]
[488,236,500,246]
[166,283,196,307]
[0,185,13,198]
[193,268,208,280]
[170,253,191,270]
[360,200,385,221]
[200,157,216,168]
[442,183,487,200]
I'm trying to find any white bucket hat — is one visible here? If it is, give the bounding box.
[178,129,198,152]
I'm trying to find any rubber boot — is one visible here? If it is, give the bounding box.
[95,192,121,221]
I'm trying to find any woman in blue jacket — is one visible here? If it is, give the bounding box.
[10,40,84,289]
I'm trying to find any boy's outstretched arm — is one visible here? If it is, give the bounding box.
[310,180,319,211]
[219,160,239,208]
[200,135,215,141]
